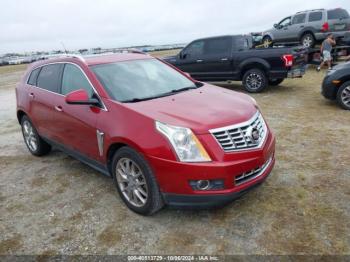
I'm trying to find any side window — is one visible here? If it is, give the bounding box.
[37,64,63,93]
[61,64,93,97]
[309,12,323,22]
[184,41,204,57]
[27,68,41,86]
[279,17,291,27]
[204,37,231,55]
[327,9,350,20]
[292,14,306,24]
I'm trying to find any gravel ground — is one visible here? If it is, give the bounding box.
[0,60,349,256]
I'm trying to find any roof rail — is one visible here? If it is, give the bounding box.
[296,8,325,14]
[62,53,86,62]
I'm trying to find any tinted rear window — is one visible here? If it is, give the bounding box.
[327,9,350,20]
[37,64,63,93]
[204,37,231,55]
[309,12,323,22]
[292,13,306,24]
[27,68,41,86]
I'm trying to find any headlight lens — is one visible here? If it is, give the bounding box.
[155,121,211,162]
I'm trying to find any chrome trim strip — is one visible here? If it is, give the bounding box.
[209,111,268,152]
[96,130,105,157]
[235,156,273,186]
[26,61,108,111]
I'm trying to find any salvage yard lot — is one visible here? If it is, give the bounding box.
[0,53,349,255]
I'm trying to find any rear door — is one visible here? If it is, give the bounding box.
[52,63,101,161]
[29,63,64,140]
[308,11,325,34]
[327,9,350,33]
[288,13,307,41]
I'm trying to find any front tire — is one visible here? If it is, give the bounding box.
[21,115,51,156]
[262,36,272,48]
[301,33,315,48]
[336,81,350,110]
[242,69,268,93]
[268,78,284,86]
[111,147,164,215]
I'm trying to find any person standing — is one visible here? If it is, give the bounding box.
[317,34,336,71]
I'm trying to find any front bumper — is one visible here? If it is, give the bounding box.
[322,74,338,100]
[148,131,275,208]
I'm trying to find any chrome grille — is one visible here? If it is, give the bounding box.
[235,156,272,185]
[210,112,267,152]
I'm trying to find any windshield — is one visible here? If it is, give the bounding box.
[91,59,197,102]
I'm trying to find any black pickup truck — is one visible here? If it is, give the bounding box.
[163,35,308,92]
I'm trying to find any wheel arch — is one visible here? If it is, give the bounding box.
[17,109,27,124]
[106,138,148,175]
[239,59,270,79]
[299,29,316,40]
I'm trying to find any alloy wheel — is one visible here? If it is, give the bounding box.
[116,158,148,207]
[22,120,38,152]
[302,36,313,47]
[341,86,350,108]
[246,73,263,90]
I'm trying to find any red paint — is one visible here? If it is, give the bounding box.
[16,53,276,196]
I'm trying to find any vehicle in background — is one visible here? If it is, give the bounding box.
[262,8,350,48]
[322,61,350,110]
[16,53,275,215]
[8,56,26,65]
[163,35,307,93]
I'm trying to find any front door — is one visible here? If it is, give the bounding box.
[52,63,101,161]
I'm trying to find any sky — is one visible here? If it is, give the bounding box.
[1,0,349,54]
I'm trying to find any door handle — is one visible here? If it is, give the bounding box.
[196,59,203,63]
[55,105,63,112]
[29,93,35,98]
[221,58,228,61]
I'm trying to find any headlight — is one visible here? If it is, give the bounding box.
[155,121,211,162]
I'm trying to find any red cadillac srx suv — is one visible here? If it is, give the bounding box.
[16,52,276,215]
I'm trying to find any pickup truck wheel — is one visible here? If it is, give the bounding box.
[243,69,267,93]
[111,146,164,215]
[268,78,284,86]
[336,81,350,110]
[301,33,315,48]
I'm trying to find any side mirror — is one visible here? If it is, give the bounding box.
[273,23,278,29]
[65,89,100,106]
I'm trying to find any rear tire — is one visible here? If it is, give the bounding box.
[336,81,350,110]
[111,146,164,215]
[21,115,51,156]
[268,78,284,86]
[242,69,268,93]
[301,33,315,48]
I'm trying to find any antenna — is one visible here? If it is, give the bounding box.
[61,42,68,54]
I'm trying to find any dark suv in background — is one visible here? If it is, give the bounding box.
[263,8,350,48]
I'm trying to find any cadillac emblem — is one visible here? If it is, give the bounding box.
[247,126,260,144]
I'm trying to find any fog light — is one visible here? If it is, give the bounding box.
[197,180,210,190]
[189,179,224,191]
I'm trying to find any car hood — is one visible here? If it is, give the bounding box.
[333,61,350,71]
[124,84,258,134]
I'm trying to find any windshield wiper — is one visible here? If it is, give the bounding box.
[121,86,199,103]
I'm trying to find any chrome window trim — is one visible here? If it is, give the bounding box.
[26,61,108,111]
[209,111,268,152]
